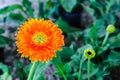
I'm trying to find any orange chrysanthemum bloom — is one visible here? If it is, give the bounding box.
[16,18,64,62]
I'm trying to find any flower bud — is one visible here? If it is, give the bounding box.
[84,48,96,59]
[106,25,116,34]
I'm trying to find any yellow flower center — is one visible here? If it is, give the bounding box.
[32,32,47,45]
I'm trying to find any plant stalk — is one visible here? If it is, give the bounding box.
[87,59,90,80]
[102,32,109,46]
[27,61,38,80]
[78,59,83,80]
[54,61,67,80]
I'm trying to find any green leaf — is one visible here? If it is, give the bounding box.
[70,44,92,72]
[0,63,12,80]
[0,29,5,34]
[77,44,93,55]
[91,1,104,16]
[108,33,120,48]
[60,0,77,12]
[81,4,94,16]
[9,13,25,22]
[0,72,12,80]
[0,36,7,48]
[89,19,106,38]
[0,35,13,47]
[14,60,27,80]
[6,13,26,24]
[64,63,72,73]
[55,17,81,33]
[91,1,102,9]
[22,0,34,17]
[52,53,65,77]
[57,46,76,62]
[104,50,120,67]
[81,62,99,79]
[0,63,8,73]
[0,4,24,18]
[24,64,32,76]
[106,14,115,24]
[89,26,98,39]
[68,31,82,40]
[33,62,49,80]
[106,0,115,14]
[44,4,59,18]
[95,66,110,80]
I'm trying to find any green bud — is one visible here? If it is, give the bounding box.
[106,25,116,34]
[84,48,96,59]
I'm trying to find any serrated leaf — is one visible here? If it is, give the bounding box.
[57,46,76,62]
[0,4,24,18]
[33,62,49,80]
[0,63,12,80]
[0,36,7,48]
[91,1,104,16]
[0,63,8,73]
[104,50,120,66]
[52,54,65,77]
[108,33,120,48]
[64,63,72,73]
[24,64,32,75]
[0,72,12,80]
[13,60,27,80]
[44,4,59,18]
[91,19,106,38]
[70,44,92,72]
[0,29,5,34]
[77,44,93,55]
[81,62,99,79]
[81,4,94,16]
[55,17,80,33]
[22,0,34,17]
[6,13,26,24]
[89,26,98,39]
[106,0,115,14]
[0,35,13,47]
[60,0,77,12]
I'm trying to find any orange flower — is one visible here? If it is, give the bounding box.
[16,18,64,62]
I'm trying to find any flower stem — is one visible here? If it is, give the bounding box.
[102,32,109,46]
[27,61,38,80]
[87,59,90,80]
[78,60,82,80]
[54,61,67,80]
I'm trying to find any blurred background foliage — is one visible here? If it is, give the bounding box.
[0,0,120,80]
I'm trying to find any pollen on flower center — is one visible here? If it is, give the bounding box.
[32,32,47,45]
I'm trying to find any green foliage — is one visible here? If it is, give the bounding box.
[33,62,49,80]
[60,0,77,12]
[0,29,5,34]
[56,17,80,33]
[0,63,12,80]
[14,60,28,80]
[81,3,95,16]
[105,50,120,67]
[108,33,120,48]
[0,4,24,18]
[0,35,13,48]
[22,0,34,18]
